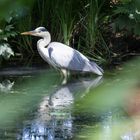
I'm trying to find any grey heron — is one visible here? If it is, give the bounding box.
[21,27,103,83]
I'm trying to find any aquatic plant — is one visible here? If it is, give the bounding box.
[78,0,111,64]
[50,0,82,46]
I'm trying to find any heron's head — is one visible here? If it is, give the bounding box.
[21,27,49,38]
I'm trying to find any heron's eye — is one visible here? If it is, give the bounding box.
[38,30,41,33]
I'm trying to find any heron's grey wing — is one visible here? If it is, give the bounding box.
[67,50,92,71]
[48,43,92,71]
[67,51,103,75]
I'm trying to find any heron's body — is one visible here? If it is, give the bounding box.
[21,27,103,83]
[37,41,102,74]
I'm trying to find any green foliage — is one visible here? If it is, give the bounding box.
[79,0,111,64]
[0,0,139,64]
[0,0,35,60]
[113,0,140,35]
[0,0,34,20]
[49,0,82,46]
[54,0,75,45]
[0,43,14,59]
[1,0,112,63]
[0,23,16,59]
[0,25,17,41]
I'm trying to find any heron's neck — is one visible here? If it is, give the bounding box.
[37,35,51,48]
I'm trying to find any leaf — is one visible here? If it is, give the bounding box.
[5,16,13,23]
[5,25,14,31]
[134,23,140,35]
[117,15,135,30]
[0,43,14,59]
[114,6,130,14]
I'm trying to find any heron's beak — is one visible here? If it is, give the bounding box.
[21,31,37,36]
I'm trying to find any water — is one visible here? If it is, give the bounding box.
[0,65,139,140]
[0,67,102,139]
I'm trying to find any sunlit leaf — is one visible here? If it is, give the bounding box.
[0,43,14,59]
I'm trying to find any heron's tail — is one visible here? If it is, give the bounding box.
[90,61,104,76]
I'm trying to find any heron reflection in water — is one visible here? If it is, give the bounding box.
[18,76,102,140]
[21,27,103,84]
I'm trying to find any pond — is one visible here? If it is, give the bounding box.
[0,63,139,140]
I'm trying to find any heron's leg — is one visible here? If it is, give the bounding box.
[67,70,70,77]
[61,69,68,85]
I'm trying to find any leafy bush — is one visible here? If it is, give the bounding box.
[0,43,14,59]
[0,24,16,59]
[113,0,140,35]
